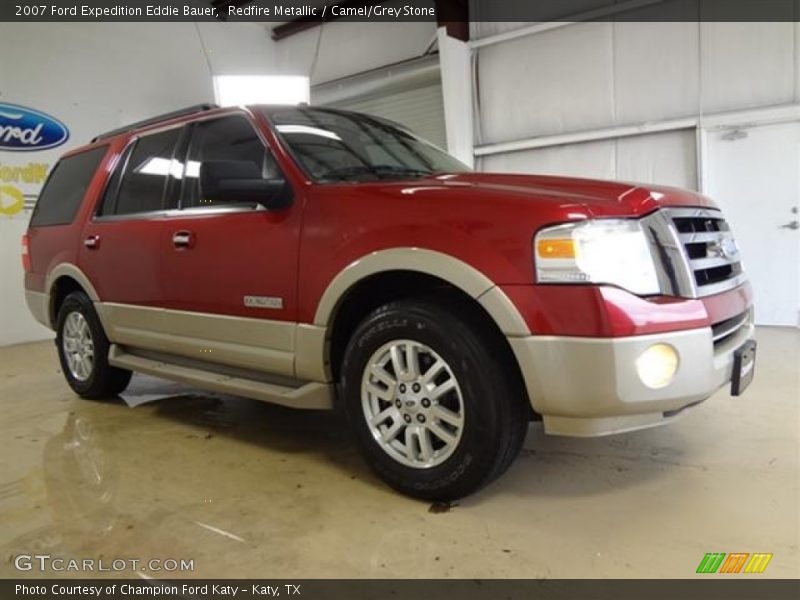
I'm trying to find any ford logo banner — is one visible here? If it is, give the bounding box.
[0,102,69,151]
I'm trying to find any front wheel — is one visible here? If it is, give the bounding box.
[340,299,528,500]
[56,291,132,399]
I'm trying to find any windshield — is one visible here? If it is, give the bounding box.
[263,107,470,183]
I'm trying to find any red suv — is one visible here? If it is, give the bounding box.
[23,104,756,499]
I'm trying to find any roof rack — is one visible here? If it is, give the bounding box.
[91,103,220,143]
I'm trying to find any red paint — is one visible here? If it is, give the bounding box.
[21,233,31,272]
[158,208,302,321]
[25,106,753,341]
[499,284,752,338]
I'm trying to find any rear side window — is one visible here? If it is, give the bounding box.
[112,128,181,216]
[30,146,107,227]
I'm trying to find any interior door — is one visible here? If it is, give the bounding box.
[703,121,800,326]
[158,114,302,376]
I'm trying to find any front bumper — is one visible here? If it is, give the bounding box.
[508,315,755,437]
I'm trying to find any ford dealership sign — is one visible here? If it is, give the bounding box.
[0,103,69,151]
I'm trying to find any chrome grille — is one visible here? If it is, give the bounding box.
[666,207,746,297]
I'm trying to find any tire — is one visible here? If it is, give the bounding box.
[340,298,529,501]
[55,291,132,399]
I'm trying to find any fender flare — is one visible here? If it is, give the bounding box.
[313,248,530,337]
[45,263,102,327]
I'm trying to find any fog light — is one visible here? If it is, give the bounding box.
[636,344,679,389]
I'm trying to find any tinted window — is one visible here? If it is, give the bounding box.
[113,128,180,216]
[30,146,107,227]
[182,115,280,208]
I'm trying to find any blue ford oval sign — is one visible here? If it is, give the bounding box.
[0,102,69,151]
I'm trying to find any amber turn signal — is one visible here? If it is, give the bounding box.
[536,238,576,259]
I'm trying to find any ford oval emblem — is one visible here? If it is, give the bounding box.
[0,102,69,151]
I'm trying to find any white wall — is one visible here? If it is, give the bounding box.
[481,129,698,189]
[471,20,800,187]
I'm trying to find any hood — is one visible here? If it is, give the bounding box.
[426,172,717,217]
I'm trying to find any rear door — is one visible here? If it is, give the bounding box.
[157,113,303,377]
[79,125,185,347]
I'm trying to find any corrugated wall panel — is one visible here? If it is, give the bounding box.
[327,83,448,149]
[700,22,796,113]
[477,22,616,144]
[480,129,697,190]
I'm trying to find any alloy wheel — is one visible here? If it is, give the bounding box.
[361,339,465,469]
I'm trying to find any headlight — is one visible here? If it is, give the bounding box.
[534,219,660,295]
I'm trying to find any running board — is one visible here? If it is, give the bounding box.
[109,345,333,410]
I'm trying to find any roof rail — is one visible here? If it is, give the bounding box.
[91,103,220,143]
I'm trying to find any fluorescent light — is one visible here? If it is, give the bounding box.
[185,160,201,178]
[213,75,310,106]
[136,157,185,178]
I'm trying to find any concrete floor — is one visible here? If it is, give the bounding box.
[0,327,797,579]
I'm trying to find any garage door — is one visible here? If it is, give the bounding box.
[324,82,447,150]
[311,54,448,152]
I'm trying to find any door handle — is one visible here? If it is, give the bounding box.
[172,230,194,248]
[84,235,100,249]
[779,220,799,230]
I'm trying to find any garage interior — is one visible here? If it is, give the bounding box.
[1,0,798,580]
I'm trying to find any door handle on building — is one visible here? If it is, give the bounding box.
[779,220,799,230]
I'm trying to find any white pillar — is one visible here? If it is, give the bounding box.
[436,26,474,168]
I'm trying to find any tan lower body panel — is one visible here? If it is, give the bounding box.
[509,322,755,437]
[98,303,297,378]
[109,345,333,410]
[25,290,51,328]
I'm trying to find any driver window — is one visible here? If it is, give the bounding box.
[181,115,282,208]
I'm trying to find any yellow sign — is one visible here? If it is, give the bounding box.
[0,162,49,185]
[0,161,50,217]
[0,184,25,216]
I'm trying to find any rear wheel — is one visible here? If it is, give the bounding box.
[56,291,132,399]
[340,299,528,500]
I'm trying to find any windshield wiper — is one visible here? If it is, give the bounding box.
[319,164,433,182]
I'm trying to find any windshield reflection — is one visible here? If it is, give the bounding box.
[265,107,470,183]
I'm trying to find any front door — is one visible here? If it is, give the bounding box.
[703,121,800,326]
[158,113,303,376]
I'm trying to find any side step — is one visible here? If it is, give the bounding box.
[109,345,333,410]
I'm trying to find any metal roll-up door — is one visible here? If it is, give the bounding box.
[312,55,448,149]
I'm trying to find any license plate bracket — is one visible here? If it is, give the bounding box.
[731,340,757,396]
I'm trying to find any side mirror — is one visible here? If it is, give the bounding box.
[199,160,291,209]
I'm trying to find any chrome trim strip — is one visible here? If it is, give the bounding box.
[695,273,749,298]
[91,204,270,223]
[667,207,724,220]
[690,256,740,270]
[641,210,697,298]
[679,230,734,244]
